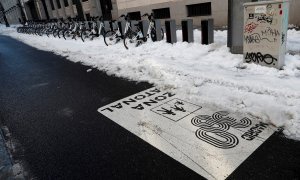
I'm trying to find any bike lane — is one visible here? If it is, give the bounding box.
[0,35,203,179]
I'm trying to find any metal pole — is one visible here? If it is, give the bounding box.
[182,19,194,43]
[201,19,214,45]
[165,19,177,44]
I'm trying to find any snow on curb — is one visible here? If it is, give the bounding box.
[1,25,300,140]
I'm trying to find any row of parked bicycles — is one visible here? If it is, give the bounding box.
[16,13,164,49]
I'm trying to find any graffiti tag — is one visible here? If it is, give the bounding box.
[256,14,273,24]
[245,52,277,65]
[261,27,280,37]
[244,22,259,33]
[244,33,276,44]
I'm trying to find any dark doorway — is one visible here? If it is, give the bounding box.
[73,0,84,20]
[100,0,112,20]
[27,0,39,20]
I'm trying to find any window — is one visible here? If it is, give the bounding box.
[50,0,55,10]
[82,0,88,2]
[72,0,76,4]
[152,8,170,19]
[127,11,141,21]
[56,0,61,9]
[187,2,211,17]
[64,0,69,6]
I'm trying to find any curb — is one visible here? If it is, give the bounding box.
[0,126,13,179]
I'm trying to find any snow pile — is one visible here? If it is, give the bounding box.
[1,25,300,140]
[287,29,300,53]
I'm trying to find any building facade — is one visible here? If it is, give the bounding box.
[288,0,300,26]
[0,0,25,24]
[113,0,300,27]
[1,0,299,27]
[113,0,227,27]
[28,0,115,21]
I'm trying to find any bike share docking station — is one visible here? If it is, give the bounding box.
[165,19,214,44]
[182,19,194,43]
[165,20,177,44]
[243,0,289,69]
[118,21,126,38]
[139,20,149,41]
[153,20,163,41]
[117,18,163,42]
[104,21,112,32]
[201,19,214,45]
[130,20,139,32]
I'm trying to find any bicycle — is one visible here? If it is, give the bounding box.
[81,16,106,42]
[104,14,133,46]
[123,13,164,49]
[63,17,85,40]
[145,13,164,42]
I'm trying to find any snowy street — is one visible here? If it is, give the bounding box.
[0,25,300,179]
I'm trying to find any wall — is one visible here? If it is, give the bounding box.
[115,0,300,27]
[288,0,300,26]
[0,0,23,24]
[2,0,299,27]
[115,0,228,27]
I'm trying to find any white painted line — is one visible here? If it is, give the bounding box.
[98,87,275,180]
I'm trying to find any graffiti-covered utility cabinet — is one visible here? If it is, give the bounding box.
[243,1,289,69]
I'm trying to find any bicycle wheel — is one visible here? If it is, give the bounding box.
[100,28,106,38]
[46,29,52,37]
[34,28,40,36]
[53,29,58,38]
[38,28,44,36]
[104,30,119,46]
[123,32,139,49]
[81,30,91,42]
[63,30,72,40]
[58,29,64,38]
[151,28,164,41]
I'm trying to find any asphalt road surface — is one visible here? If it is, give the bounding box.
[0,35,300,180]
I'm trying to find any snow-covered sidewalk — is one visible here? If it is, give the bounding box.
[1,25,300,140]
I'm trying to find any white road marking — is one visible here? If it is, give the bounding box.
[98,87,275,180]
